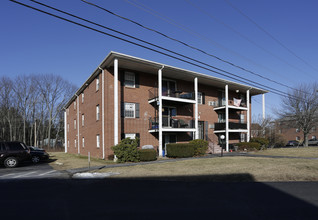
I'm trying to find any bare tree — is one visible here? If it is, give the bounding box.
[36,74,76,148]
[276,83,318,146]
[251,114,273,138]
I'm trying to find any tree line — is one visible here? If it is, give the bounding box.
[0,74,77,148]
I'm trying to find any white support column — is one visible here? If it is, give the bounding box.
[102,68,105,159]
[194,77,199,139]
[77,96,80,154]
[114,58,119,146]
[262,94,265,121]
[247,90,250,142]
[225,85,229,152]
[64,111,67,153]
[158,66,163,157]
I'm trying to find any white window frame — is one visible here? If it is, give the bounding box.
[96,76,100,91]
[240,114,245,123]
[296,136,300,141]
[82,93,84,103]
[96,134,100,148]
[74,139,77,148]
[125,133,136,139]
[124,103,135,118]
[96,105,100,121]
[197,92,202,104]
[124,71,135,88]
[82,114,85,126]
[296,128,300,133]
[82,137,85,148]
[74,119,76,129]
[74,101,76,110]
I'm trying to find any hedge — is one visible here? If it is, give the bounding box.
[139,149,157,161]
[166,143,195,158]
[190,139,208,156]
[236,142,261,151]
[111,138,140,163]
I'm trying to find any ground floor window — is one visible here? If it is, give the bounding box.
[96,134,100,148]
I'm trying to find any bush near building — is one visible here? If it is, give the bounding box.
[166,143,195,158]
[111,138,140,163]
[190,139,208,156]
[139,149,157,161]
[236,142,261,151]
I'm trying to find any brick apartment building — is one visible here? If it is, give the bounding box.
[64,52,267,159]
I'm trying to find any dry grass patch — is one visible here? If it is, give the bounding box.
[252,147,318,157]
[99,157,318,182]
[49,152,114,170]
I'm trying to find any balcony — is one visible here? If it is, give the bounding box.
[148,87,196,104]
[214,98,247,111]
[214,122,247,131]
[149,117,194,131]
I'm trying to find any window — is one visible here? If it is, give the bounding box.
[197,92,202,104]
[74,119,76,129]
[240,133,246,142]
[218,113,225,123]
[240,114,245,123]
[67,123,69,132]
[74,101,76,110]
[82,93,84,103]
[96,134,100,148]
[74,139,77,148]
[312,126,316,132]
[125,103,135,118]
[96,105,100,121]
[296,128,300,133]
[82,114,85,126]
[96,76,100,91]
[82,137,85,148]
[125,72,135,88]
[296,136,300,141]
[125,133,136,139]
[312,135,316,140]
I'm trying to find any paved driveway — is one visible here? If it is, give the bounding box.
[0,162,68,179]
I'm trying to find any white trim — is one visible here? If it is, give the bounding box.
[101,68,105,159]
[195,77,199,139]
[64,111,67,153]
[77,96,80,154]
[225,85,229,152]
[158,66,164,157]
[162,128,196,132]
[247,89,250,142]
[114,58,119,146]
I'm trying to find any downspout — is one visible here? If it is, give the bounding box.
[98,67,105,160]
[64,108,67,153]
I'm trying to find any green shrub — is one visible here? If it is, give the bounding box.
[111,138,140,163]
[166,143,195,158]
[190,139,208,156]
[250,137,269,149]
[139,149,157,161]
[236,142,261,151]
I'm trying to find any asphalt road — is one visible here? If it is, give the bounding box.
[0,162,68,179]
[0,175,317,220]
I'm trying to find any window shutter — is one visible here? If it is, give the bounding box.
[135,103,140,118]
[121,102,125,118]
[135,72,139,88]
[202,92,206,104]
[121,133,125,140]
[136,133,140,147]
[205,121,209,141]
[120,70,125,86]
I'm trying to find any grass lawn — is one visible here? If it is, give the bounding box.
[252,147,318,157]
[98,157,318,182]
[48,152,115,171]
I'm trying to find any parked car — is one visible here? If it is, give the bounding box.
[286,140,302,147]
[28,146,49,163]
[0,141,31,168]
[308,138,318,146]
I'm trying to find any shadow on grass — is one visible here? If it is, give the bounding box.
[1,173,318,219]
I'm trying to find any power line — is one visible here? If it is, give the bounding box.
[185,0,315,79]
[30,0,292,98]
[82,0,308,95]
[124,0,309,93]
[10,0,303,102]
[224,0,318,74]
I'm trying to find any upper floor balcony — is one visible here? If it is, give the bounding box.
[213,98,248,111]
[214,122,247,133]
[148,87,196,104]
[148,116,195,133]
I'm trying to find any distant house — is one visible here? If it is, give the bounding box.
[64,52,267,159]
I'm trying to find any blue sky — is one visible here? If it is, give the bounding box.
[1,0,318,119]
